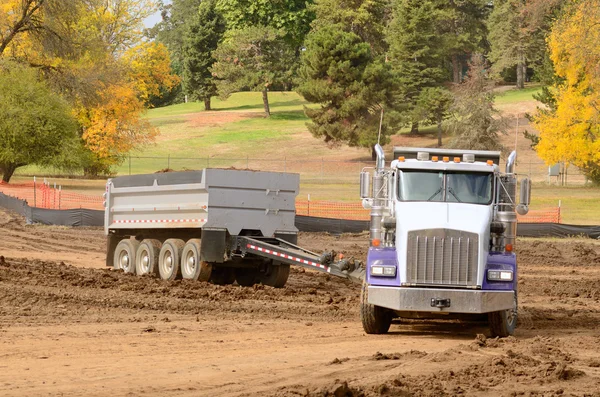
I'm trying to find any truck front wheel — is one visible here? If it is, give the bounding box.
[488,292,518,337]
[360,280,392,334]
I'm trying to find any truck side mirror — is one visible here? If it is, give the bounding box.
[360,171,370,199]
[516,178,531,215]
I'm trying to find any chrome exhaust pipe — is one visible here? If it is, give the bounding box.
[506,151,517,174]
[370,144,385,243]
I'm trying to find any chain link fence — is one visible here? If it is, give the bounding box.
[119,155,590,185]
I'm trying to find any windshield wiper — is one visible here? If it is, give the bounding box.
[427,187,443,201]
[448,187,462,203]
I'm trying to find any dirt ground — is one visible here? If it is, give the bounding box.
[0,208,599,396]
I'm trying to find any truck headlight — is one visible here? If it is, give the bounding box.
[487,270,513,281]
[371,265,396,277]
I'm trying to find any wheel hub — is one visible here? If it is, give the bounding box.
[187,255,195,269]
[120,253,129,268]
[142,253,149,270]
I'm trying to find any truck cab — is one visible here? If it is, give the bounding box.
[360,146,531,337]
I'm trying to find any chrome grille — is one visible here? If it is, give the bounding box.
[406,229,479,287]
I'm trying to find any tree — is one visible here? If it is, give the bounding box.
[310,0,390,55]
[414,87,453,147]
[533,0,600,183]
[181,0,225,110]
[1,0,177,176]
[446,55,506,152]
[387,0,449,133]
[0,61,79,182]
[0,0,46,56]
[211,26,294,117]
[216,0,314,52]
[297,25,395,148]
[488,0,562,89]
[439,0,490,83]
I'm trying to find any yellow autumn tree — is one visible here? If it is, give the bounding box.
[533,0,600,183]
[0,1,179,176]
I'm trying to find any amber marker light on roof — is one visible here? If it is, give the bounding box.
[372,239,381,247]
[443,156,449,162]
[431,156,439,162]
[505,244,513,252]
[487,160,494,166]
[454,157,460,163]
[398,156,405,162]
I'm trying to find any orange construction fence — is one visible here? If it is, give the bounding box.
[0,181,104,210]
[0,182,560,223]
[296,200,561,224]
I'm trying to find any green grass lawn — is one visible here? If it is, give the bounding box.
[495,85,542,104]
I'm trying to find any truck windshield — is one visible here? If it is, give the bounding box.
[398,170,493,205]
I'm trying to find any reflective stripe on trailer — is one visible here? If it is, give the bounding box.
[246,244,330,272]
[114,219,206,224]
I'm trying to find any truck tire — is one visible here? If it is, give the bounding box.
[260,262,290,288]
[135,239,161,276]
[210,267,236,285]
[181,239,212,281]
[113,239,140,274]
[234,268,259,287]
[360,280,392,334]
[488,292,518,337]
[158,239,184,281]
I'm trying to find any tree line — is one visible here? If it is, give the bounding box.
[154,0,592,169]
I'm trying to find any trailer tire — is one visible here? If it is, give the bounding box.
[234,268,258,287]
[261,262,290,288]
[135,239,161,276]
[181,239,211,281]
[360,280,392,334]
[210,267,236,285]
[114,239,139,274]
[158,239,185,281]
[488,292,518,337]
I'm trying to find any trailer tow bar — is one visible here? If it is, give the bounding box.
[235,236,365,284]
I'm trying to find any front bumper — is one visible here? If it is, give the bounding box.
[368,286,515,314]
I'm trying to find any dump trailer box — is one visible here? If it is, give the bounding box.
[104,169,299,237]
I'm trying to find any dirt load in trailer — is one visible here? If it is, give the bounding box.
[104,168,300,287]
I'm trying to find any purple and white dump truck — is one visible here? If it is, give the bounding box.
[359,145,531,337]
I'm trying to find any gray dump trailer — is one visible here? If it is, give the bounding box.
[105,169,363,287]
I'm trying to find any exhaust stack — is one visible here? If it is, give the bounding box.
[370,144,386,243]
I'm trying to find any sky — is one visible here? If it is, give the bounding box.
[144,0,172,29]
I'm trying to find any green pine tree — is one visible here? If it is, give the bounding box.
[182,0,226,110]
[297,25,395,148]
[387,0,449,133]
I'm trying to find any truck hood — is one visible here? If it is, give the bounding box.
[393,202,493,287]
[394,202,492,236]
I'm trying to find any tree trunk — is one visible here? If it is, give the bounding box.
[452,54,462,84]
[410,122,419,135]
[262,89,271,118]
[204,98,211,111]
[0,163,17,183]
[516,53,525,89]
[437,117,443,147]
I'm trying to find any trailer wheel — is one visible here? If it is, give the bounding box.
[234,268,258,287]
[360,280,392,334]
[113,239,139,274]
[488,292,518,337]
[158,239,184,281]
[181,239,212,282]
[260,261,290,288]
[210,267,236,285]
[135,239,161,276]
